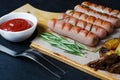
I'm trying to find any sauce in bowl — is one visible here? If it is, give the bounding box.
[0,18,33,32]
[0,12,37,42]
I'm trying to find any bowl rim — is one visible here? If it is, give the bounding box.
[0,12,37,33]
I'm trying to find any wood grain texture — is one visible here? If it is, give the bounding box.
[13,4,118,80]
[13,4,60,29]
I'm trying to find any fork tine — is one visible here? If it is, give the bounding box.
[0,44,17,56]
[21,49,66,78]
[0,44,65,78]
[27,49,66,74]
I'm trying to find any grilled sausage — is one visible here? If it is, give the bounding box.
[74,5,119,27]
[66,10,113,34]
[81,1,120,18]
[58,13,107,39]
[48,19,99,46]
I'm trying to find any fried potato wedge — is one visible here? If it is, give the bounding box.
[115,43,120,55]
[103,38,120,50]
[99,38,120,57]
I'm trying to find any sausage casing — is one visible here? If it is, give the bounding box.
[74,4,119,27]
[48,19,99,46]
[58,13,107,39]
[66,10,113,34]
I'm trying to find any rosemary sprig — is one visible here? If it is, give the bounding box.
[40,33,89,56]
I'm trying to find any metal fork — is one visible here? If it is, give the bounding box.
[0,44,65,79]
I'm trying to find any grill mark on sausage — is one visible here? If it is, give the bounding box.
[66,10,113,34]
[58,13,107,39]
[48,19,99,46]
[74,5,119,27]
[81,1,120,18]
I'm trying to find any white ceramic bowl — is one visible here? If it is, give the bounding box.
[0,12,37,42]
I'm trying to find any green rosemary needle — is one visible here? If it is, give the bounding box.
[40,33,89,56]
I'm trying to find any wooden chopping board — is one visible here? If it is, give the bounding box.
[13,4,120,80]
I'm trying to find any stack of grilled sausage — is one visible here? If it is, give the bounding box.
[48,1,120,47]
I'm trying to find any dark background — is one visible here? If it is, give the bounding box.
[0,0,119,80]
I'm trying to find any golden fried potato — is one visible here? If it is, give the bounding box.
[103,38,120,50]
[115,43,120,55]
[99,38,120,57]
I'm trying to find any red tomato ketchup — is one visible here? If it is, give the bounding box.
[0,18,33,32]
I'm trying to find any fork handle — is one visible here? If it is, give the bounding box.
[20,49,65,78]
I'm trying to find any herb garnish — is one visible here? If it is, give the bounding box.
[40,33,89,56]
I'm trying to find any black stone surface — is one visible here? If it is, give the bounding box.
[0,0,119,80]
